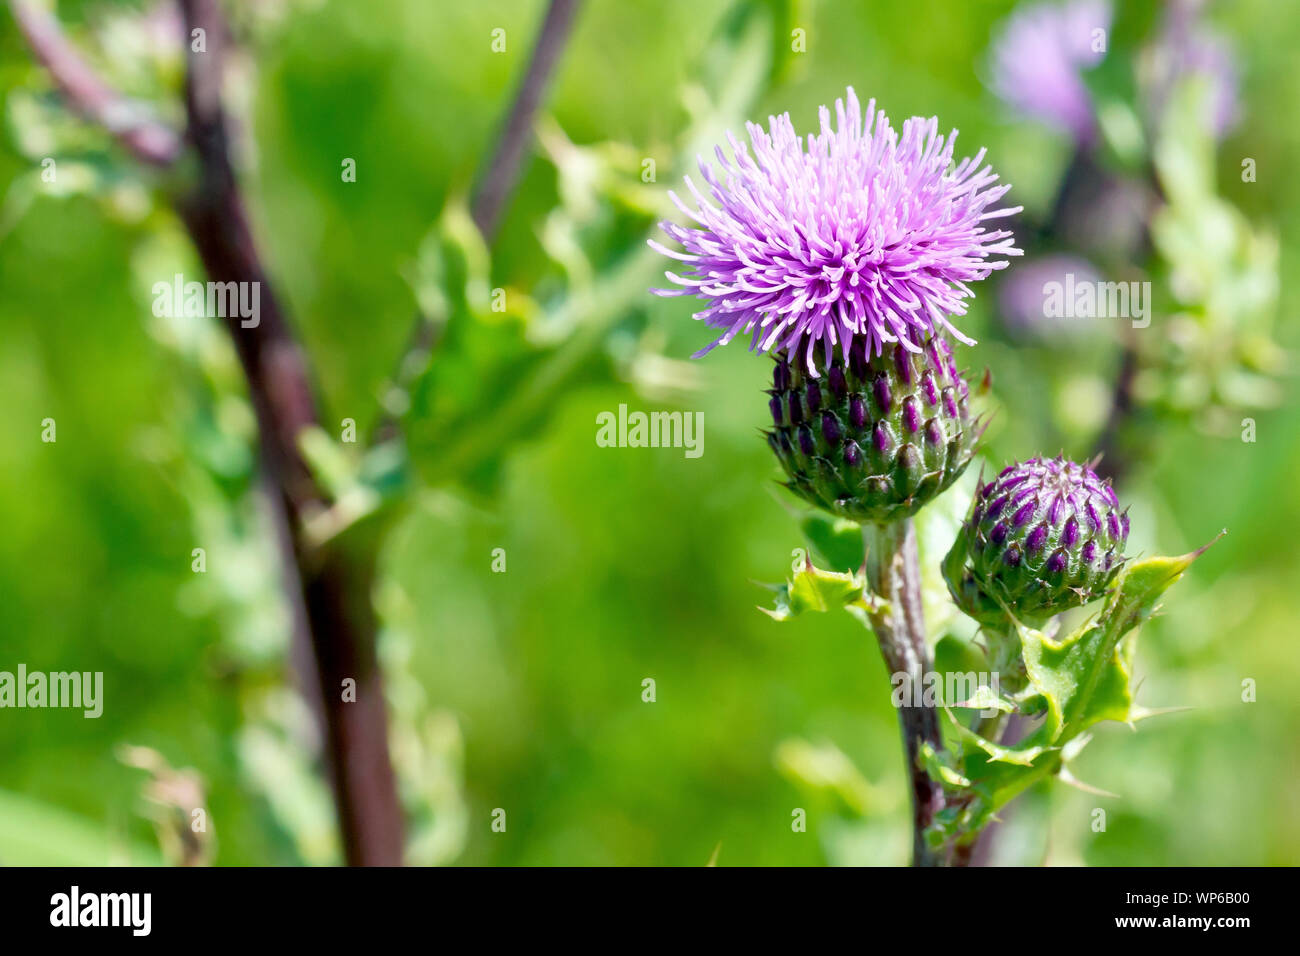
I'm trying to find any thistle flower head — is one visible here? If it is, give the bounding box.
[998,254,1102,339]
[1143,4,1239,141]
[945,455,1129,623]
[1175,31,1238,138]
[651,87,1021,376]
[988,0,1112,143]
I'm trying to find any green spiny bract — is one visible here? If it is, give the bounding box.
[944,456,1129,626]
[765,337,978,524]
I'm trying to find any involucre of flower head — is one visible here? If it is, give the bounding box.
[766,336,979,524]
[650,87,1021,376]
[945,455,1128,624]
[988,0,1112,143]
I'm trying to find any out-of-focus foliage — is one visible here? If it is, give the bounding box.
[0,0,1297,866]
[1146,80,1283,430]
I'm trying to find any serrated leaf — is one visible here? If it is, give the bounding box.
[945,709,1054,767]
[951,745,1063,836]
[761,557,865,622]
[948,685,1016,715]
[919,742,971,789]
[1015,540,1219,743]
[938,542,1218,843]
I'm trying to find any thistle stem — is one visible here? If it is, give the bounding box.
[7,0,182,166]
[471,0,583,241]
[372,0,583,445]
[10,0,406,864]
[177,0,404,866]
[863,519,946,866]
[1093,337,1140,486]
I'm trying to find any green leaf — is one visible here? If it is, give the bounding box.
[919,742,971,789]
[800,513,866,571]
[761,555,866,622]
[945,709,1054,768]
[1095,96,1147,173]
[944,746,1063,837]
[1154,77,1218,208]
[774,737,883,816]
[948,685,1016,715]
[0,789,161,866]
[1015,539,1220,743]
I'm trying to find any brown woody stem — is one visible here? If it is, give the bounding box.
[10,0,406,865]
[176,0,403,867]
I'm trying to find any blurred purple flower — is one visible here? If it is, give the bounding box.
[1183,33,1238,137]
[650,88,1021,377]
[1144,0,1239,140]
[998,253,1102,339]
[988,0,1112,143]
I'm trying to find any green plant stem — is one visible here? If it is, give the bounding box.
[960,622,1032,865]
[863,519,946,867]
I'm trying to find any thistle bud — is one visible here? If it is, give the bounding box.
[766,337,978,523]
[945,456,1129,623]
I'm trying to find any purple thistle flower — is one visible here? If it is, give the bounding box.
[1182,33,1238,138]
[650,88,1021,376]
[1142,0,1239,141]
[988,0,1112,144]
[1184,33,1238,138]
[997,253,1102,340]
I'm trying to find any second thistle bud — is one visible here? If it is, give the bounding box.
[945,456,1130,624]
[765,336,978,524]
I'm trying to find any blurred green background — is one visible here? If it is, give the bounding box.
[0,0,1296,865]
